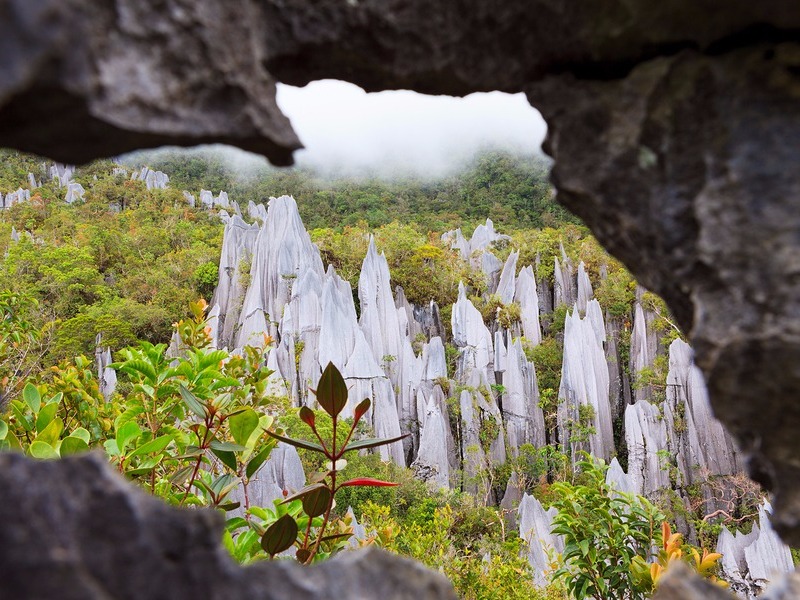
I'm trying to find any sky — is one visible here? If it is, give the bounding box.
[274,80,548,177]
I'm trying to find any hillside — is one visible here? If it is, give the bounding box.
[0,149,790,599]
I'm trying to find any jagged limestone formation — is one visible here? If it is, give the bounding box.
[213,215,260,349]
[518,493,563,588]
[663,339,740,487]
[515,265,541,346]
[451,282,494,384]
[131,167,169,190]
[94,335,117,402]
[553,245,575,308]
[237,195,324,348]
[502,337,545,456]
[495,250,518,305]
[8,3,800,594]
[715,502,795,598]
[624,400,671,496]
[629,298,659,404]
[557,301,614,462]
[49,164,74,187]
[412,397,451,490]
[1,187,29,208]
[443,219,509,266]
[64,182,85,204]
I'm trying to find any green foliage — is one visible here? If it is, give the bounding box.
[0,162,222,362]
[364,500,563,600]
[131,148,574,232]
[263,362,408,564]
[194,261,219,300]
[550,456,665,600]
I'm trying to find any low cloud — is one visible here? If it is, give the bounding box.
[275,80,547,177]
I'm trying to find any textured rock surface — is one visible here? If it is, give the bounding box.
[0,452,457,600]
[0,1,299,164]
[518,493,563,588]
[557,302,614,462]
[714,501,795,596]
[529,45,800,542]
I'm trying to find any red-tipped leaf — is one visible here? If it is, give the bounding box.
[299,406,316,430]
[353,398,371,423]
[339,478,399,488]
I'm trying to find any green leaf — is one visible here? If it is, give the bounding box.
[128,434,173,458]
[118,358,157,382]
[104,439,121,457]
[265,430,326,454]
[169,465,194,486]
[225,517,249,532]
[23,382,40,414]
[301,486,331,518]
[126,454,163,475]
[281,482,328,504]
[37,417,63,446]
[116,421,141,453]
[314,362,348,418]
[318,532,353,544]
[179,386,207,418]
[342,433,409,453]
[70,427,91,444]
[30,440,59,459]
[0,419,7,441]
[60,436,89,456]
[35,402,58,433]
[211,447,238,471]
[261,514,298,557]
[246,444,274,479]
[209,440,247,452]
[228,408,260,447]
[218,502,241,512]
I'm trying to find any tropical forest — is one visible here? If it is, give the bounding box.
[0,148,790,599]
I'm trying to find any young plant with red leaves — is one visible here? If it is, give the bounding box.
[262,362,407,563]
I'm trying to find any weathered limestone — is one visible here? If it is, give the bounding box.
[528,44,800,542]
[557,302,614,462]
[575,261,592,315]
[451,282,494,383]
[49,164,74,187]
[1,187,29,208]
[624,400,671,496]
[237,195,324,348]
[629,300,659,403]
[213,215,260,349]
[94,335,117,402]
[502,337,546,456]
[495,250,518,305]
[663,339,740,487]
[515,265,542,346]
[715,502,795,598]
[412,397,451,490]
[605,457,636,496]
[132,167,169,190]
[231,442,306,511]
[553,245,575,308]
[0,452,456,600]
[518,493,563,588]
